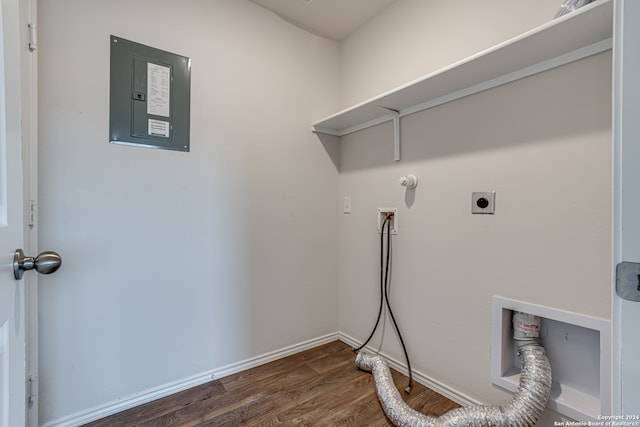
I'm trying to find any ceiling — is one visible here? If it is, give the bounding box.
[248,0,397,41]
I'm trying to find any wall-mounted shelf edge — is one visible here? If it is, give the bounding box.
[312,113,394,137]
[311,0,613,138]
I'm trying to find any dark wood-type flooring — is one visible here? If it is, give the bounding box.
[83,340,460,426]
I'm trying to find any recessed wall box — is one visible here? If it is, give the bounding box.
[377,208,397,234]
[491,296,611,421]
[110,35,191,152]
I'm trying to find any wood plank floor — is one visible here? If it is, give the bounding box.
[83,340,460,426]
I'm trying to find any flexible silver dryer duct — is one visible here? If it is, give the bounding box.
[355,312,552,427]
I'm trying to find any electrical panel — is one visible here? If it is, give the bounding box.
[109,35,191,152]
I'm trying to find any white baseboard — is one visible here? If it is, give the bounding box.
[42,333,339,427]
[41,371,217,427]
[43,331,477,427]
[212,332,339,379]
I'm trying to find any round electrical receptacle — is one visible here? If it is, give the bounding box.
[476,197,489,209]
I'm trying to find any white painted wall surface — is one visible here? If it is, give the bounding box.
[339,0,566,108]
[338,2,613,421]
[37,0,339,423]
[339,28,611,427]
[36,0,613,424]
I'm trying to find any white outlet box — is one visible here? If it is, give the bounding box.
[377,208,397,234]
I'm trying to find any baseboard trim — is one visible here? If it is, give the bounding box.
[41,371,217,427]
[42,332,339,427]
[43,331,479,426]
[337,332,483,407]
[212,332,340,380]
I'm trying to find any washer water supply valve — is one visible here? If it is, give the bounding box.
[399,175,418,190]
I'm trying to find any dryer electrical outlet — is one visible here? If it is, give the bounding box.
[472,192,495,214]
[377,208,398,234]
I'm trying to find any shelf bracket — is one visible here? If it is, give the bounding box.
[380,107,400,161]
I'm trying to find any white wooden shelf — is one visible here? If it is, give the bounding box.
[312,0,613,138]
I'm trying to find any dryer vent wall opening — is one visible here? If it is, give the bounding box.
[355,311,552,427]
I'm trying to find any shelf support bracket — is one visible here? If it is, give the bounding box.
[380,107,400,161]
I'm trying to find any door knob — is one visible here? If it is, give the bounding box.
[13,249,62,280]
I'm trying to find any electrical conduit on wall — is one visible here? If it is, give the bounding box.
[355,312,552,427]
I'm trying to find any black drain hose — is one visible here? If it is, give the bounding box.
[354,214,413,393]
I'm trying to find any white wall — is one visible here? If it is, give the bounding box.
[37,0,340,423]
[338,0,612,423]
[340,0,565,107]
[37,0,612,424]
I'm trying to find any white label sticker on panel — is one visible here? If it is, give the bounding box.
[148,119,170,138]
[147,63,170,117]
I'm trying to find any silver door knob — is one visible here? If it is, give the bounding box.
[13,249,62,280]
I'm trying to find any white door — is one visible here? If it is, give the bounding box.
[0,0,45,426]
[613,0,640,417]
[0,0,27,424]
